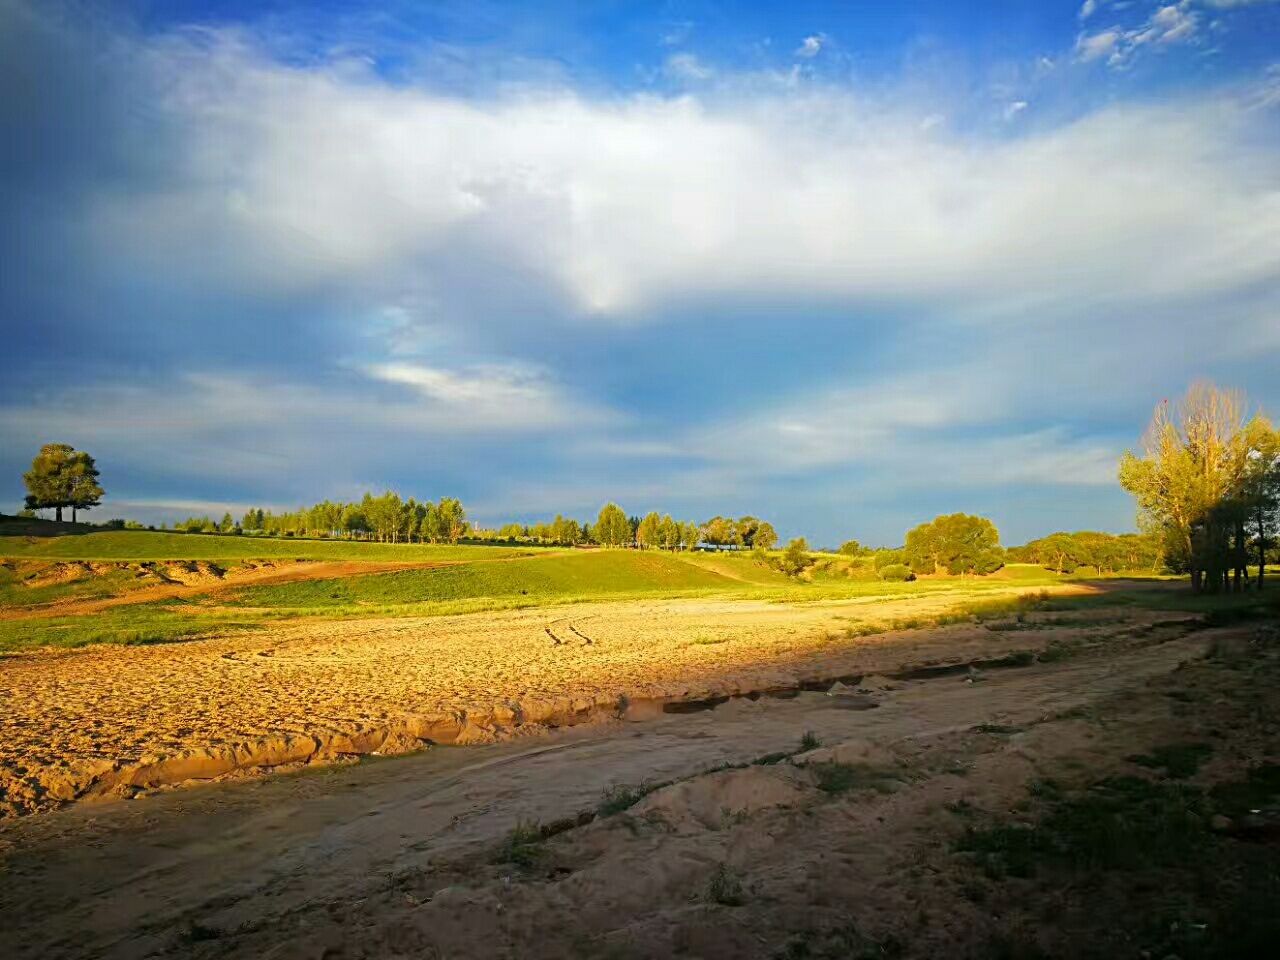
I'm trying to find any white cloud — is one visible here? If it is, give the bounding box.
[795,35,824,58]
[1003,100,1029,120]
[663,52,713,81]
[1079,2,1205,67]
[88,32,1280,326]
[1080,0,1099,19]
[1076,28,1122,61]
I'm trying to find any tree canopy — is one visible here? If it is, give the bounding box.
[903,513,1003,576]
[1120,382,1279,592]
[23,444,104,523]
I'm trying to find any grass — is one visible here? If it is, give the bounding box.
[705,863,745,906]
[0,528,540,562]
[227,550,741,608]
[811,762,896,796]
[0,604,269,653]
[597,780,670,817]
[956,774,1210,879]
[1127,742,1214,779]
[493,820,547,869]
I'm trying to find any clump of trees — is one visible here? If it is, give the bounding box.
[206,493,471,543]
[699,515,778,551]
[22,444,104,523]
[903,513,1004,576]
[1120,382,1279,593]
[1009,531,1161,574]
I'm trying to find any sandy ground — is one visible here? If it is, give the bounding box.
[0,583,1174,814]
[2,617,1260,960]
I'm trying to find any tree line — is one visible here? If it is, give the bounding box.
[1120,382,1280,593]
[1008,531,1161,574]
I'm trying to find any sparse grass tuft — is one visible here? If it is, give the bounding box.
[800,730,821,751]
[1127,742,1214,780]
[494,819,546,869]
[597,780,669,817]
[705,863,745,906]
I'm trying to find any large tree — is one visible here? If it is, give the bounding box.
[23,444,104,522]
[903,513,1003,576]
[595,502,631,547]
[1119,382,1276,593]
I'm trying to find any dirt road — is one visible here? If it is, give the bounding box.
[0,625,1220,959]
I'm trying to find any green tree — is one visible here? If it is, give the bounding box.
[680,521,700,551]
[636,511,662,550]
[23,443,105,522]
[838,539,863,556]
[903,513,1003,576]
[596,503,631,547]
[779,537,814,577]
[754,521,779,551]
[1120,383,1276,592]
[219,511,235,533]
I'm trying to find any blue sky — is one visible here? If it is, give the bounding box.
[2,0,1279,545]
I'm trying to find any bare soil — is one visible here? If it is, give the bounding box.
[3,614,1272,959]
[0,583,1173,815]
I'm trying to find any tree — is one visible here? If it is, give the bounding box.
[65,450,103,522]
[23,444,104,522]
[903,513,1003,576]
[1120,382,1276,593]
[596,503,631,547]
[700,516,737,551]
[219,512,235,533]
[680,520,701,551]
[636,511,662,550]
[779,537,814,577]
[838,539,863,556]
[754,521,779,551]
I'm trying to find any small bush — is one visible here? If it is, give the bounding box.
[878,563,915,582]
[800,730,821,751]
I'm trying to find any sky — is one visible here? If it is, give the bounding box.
[2,0,1279,546]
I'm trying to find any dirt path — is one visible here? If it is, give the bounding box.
[0,629,1215,960]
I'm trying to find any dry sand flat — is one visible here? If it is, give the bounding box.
[0,583,1175,815]
[0,626,1234,960]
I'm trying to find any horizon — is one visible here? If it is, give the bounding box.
[3,0,1280,544]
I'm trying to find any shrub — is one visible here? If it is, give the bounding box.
[878,563,915,582]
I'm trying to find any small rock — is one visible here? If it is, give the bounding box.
[1209,814,1232,832]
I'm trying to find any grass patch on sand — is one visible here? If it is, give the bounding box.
[0,604,269,653]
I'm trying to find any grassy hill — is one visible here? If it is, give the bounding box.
[0,528,539,562]
[229,550,742,608]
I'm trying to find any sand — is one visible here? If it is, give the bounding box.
[0,584,1188,815]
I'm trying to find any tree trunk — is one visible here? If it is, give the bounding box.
[55,505,63,522]
[71,505,77,523]
[1259,502,1268,591]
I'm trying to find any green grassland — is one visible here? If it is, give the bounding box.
[1,527,1226,655]
[227,549,741,608]
[0,528,540,562]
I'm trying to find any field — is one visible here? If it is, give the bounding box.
[1,527,1277,959]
